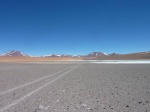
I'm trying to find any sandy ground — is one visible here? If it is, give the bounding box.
[0,57,82,62]
[0,62,150,112]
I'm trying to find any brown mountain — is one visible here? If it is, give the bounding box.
[0,50,150,60]
[93,51,150,60]
[1,50,29,57]
[87,52,108,57]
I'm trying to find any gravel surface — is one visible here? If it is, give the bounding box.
[0,62,150,112]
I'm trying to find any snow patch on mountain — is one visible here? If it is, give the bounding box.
[87,52,108,57]
[1,50,29,57]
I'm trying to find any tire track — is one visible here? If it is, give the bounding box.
[0,66,73,96]
[0,66,78,112]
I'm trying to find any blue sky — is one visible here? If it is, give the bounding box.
[0,0,150,56]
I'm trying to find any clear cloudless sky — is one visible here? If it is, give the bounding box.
[0,0,150,56]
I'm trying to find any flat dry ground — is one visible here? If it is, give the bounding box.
[0,57,82,62]
[0,62,150,112]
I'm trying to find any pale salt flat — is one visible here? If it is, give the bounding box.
[90,60,150,64]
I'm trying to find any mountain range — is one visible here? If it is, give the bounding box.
[0,50,150,60]
[0,50,29,57]
[0,50,109,57]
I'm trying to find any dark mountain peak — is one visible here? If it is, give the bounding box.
[2,50,29,57]
[87,52,108,57]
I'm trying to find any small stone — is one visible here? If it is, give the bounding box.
[86,108,91,110]
[39,105,44,109]
[138,102,142,104]
[62,90,65,92]
[81,104,87,107]
[146,101,149,103]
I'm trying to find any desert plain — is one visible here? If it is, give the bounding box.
[0,61,150,112]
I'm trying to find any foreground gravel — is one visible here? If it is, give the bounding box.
[0,62,150,112]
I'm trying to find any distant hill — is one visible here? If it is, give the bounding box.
[0,50,150,60]
[93,51,150,60]
[87,52,108,57]
[44,54,73,57]
[1,50,29,57]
